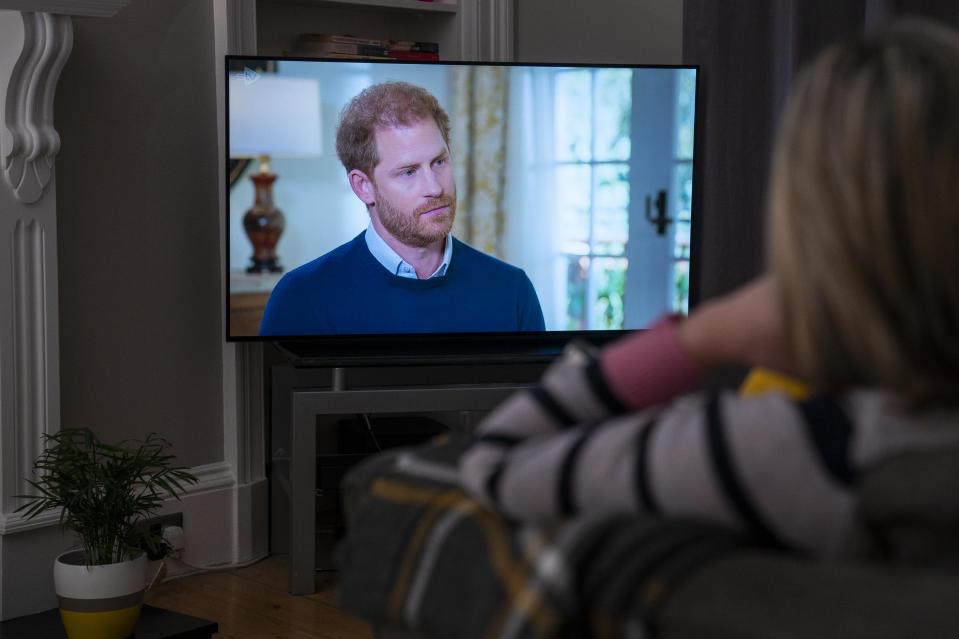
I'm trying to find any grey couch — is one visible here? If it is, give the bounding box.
[336,435,959,638]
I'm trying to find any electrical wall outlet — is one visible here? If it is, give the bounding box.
[162,525,186,558]
[144,512,183,538]
[138,512,184,559]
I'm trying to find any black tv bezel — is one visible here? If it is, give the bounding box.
[224,55,703,366]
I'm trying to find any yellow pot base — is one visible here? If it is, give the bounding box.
[59,604,142,639]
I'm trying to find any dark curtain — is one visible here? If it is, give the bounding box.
[683,0,959,303]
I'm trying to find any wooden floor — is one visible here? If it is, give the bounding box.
[145,554,374,639]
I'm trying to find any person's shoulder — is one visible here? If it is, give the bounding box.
[280,233,366,285]
[452,237,525,275]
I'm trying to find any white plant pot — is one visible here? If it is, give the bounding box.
[53,550,149,639]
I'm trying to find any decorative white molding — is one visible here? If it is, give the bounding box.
[0,508,59,535]
[233,343,265,485]
[453,0,511,62]
[487,0,513,62]
[0,2,129,18]
[457,0,479,61]
[0,11,71,203]
[0,461,234,536]
[226,0,257,56]
[218,0,269,565]
[12,219,50,499]
[1,10,62,524]
[188,460,237,494]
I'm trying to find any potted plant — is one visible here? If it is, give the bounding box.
[16,428,198,639]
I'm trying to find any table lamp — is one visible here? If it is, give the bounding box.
[229,71,321,273]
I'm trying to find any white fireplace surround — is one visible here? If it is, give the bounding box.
[1,5,100,535]
[0,0,270,620]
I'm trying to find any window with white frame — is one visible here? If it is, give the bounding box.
[671,68,697,315]
[508,65,696,331]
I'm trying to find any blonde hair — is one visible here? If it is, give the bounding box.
[335,81,451,177]
[767,19,959,407]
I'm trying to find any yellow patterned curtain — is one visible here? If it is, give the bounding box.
[450,66,509,259]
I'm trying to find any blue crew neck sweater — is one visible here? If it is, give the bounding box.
[259,233,545,336]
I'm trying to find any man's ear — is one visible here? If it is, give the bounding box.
[348,169,375,207]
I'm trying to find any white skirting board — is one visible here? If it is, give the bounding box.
[0,465,268,621]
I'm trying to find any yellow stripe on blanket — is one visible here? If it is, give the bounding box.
[371,478,561,638]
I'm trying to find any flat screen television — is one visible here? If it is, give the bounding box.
[225,54,701,365]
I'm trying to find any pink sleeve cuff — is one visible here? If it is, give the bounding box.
[600,314,705,411]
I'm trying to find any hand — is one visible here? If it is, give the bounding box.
[678,274,797,375]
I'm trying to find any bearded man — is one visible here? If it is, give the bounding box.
[259,81,545,336]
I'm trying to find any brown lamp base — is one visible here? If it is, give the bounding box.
[243,169,285,274]
[246,258,283,274]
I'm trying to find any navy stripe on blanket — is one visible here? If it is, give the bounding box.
[797,395,856,486]
[585,357,630,414]
[474,433,524,448]
[486,460,507,506]
[558,429,594,516]
[531,386,578,427]
[634,418,661,513]
[705,393,783,548]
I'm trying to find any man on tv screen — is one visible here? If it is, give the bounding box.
[259,81,545,336]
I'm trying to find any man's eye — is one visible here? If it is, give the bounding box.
[434,158,447,167]
[401,168,416,177]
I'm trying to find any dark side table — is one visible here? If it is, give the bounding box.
[0,604,217,638]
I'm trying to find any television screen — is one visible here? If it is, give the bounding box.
[225,55,700,362]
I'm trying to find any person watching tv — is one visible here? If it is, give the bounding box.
[460,18,959,559]
[259,81,545,336]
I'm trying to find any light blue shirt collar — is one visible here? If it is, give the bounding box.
[364,222,453,279]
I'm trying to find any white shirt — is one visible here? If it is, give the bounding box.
[364,222,453,279]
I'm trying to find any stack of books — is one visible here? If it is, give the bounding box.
[290,33,440,61]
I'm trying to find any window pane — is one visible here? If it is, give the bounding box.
[672,161,692,259]
[566,255,589,330]
[556,164,591,254]
[673,219,691,260]
[594,69,631,161]
[673,160,694,220]
[592,257,627,329]
[593,163,629,255]
[673,259,690,315]
[675,68,697,159]
[555,70,591,162]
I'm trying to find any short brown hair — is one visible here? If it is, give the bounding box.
[767,18,959,407]
[335,81,451,176]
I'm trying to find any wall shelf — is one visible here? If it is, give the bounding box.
[262,0,459,14]
[252,0,512,62]
[256,0,468,59]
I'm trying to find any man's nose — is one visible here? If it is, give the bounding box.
[421,167,443,197]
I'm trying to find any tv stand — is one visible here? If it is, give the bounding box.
[268,348,548,595]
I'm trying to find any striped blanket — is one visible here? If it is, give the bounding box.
[337,435,959,639]
[335,436,753,639]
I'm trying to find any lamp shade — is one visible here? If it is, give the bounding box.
[229,73,321,158]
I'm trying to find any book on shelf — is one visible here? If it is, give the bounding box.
[300,51,393,60]
[290,33,440,61]
[294,40,391,58]
[388,39,440,53]
[295,33,386,47]
[388,50,440,61]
